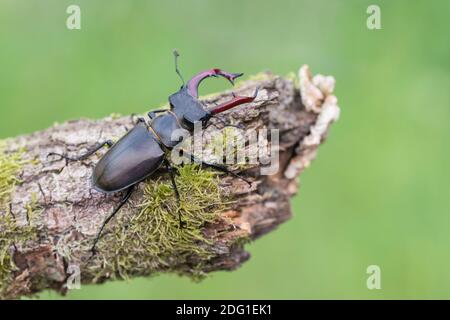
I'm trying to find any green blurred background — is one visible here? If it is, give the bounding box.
[1,0,449,299]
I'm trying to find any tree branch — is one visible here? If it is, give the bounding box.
[0,65,339,299]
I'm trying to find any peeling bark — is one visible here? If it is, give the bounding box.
[0,66,339,299]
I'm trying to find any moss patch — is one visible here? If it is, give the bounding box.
[89,164,230,282]
[0,142,24,210]
[0,142,38,297]
[285,71,299,88]
[108,112,123,120]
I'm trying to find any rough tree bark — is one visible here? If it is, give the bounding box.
[0,65,339,299]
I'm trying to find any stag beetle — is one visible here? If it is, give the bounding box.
[48,51,257,253]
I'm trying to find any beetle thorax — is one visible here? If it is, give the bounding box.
[149,112,185,149]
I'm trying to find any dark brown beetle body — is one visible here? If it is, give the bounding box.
[92,63,256,194]
[149,112,184,148]
[93,122,165,193]
[49,52,258,253]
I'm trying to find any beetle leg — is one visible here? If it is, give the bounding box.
[187,69,244,98]
[47,140,114,162]
[164,159,186,228]
[147,109,168,120]
[186,153,252,186]
[90,186,135,255]
[130,113,146,125]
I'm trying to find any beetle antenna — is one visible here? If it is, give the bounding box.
[173,50,185,86]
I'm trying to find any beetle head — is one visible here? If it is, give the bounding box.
[169,51,256,129]
[169,87,211,129]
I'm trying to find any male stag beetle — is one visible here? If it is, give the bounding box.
[48,51,258,253]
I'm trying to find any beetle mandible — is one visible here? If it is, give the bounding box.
[48,51,258,253]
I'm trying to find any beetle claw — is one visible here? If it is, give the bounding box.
[224,72,243,86]
[229,72,243,85]
[187,69,244,98]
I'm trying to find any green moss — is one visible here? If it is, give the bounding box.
[0,142,39,297]
[0,143,24,210]
[285,71,299,88]
[109,112,123,120]
[89,164,231,282]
